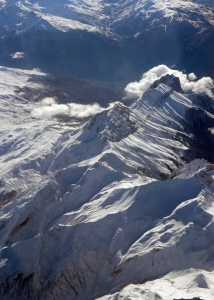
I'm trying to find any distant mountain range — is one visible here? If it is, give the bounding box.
[0,0,214,81]
[0,1,214,299]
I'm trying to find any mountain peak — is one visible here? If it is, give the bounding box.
[84,102,136,142]
[150,74,184,94]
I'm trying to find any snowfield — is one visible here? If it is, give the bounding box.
[0,66,214,299]
[98,269,214,300]
[0,0,213,35]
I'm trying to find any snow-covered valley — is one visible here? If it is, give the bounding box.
[0,65,214,299]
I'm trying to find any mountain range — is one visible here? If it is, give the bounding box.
[0,0,214,299]
[0,64,214,299]
[0,0,214,81]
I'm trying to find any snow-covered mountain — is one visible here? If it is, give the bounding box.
[0,65,214,299]
[0,0,214,81]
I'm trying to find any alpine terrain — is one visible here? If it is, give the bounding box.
[0,1,214,300]
[0,0,214,81]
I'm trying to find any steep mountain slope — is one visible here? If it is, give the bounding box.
[0,66,214,299]
[0,0,214,81]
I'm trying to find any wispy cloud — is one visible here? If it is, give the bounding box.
[31,98,113,119]
[208,128,214,135]
[11,52,25,59]
[124,65,214,99]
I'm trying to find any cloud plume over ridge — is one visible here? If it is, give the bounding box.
[124,65,214,99]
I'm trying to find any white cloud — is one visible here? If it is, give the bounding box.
[40,97,56,106]
[31,97,113,119]
[188,73,197,81]
[11,52,25,59]
[208,128,214,135]
[124,65,214,99]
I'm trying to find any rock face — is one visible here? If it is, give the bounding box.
[0,0,214,81]
[150,74,184,94]
[84,102,136,142]
[0,67,214,299]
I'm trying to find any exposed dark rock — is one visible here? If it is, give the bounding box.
[0,190,17,208]
[150,74,184,94]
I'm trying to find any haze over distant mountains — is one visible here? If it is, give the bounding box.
[0,0,214,81]
[0,1,214,300]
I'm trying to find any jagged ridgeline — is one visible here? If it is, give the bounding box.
[0,65,214,299]
[0,0,214,299]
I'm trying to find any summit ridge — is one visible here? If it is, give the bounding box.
[0,66,214,299]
